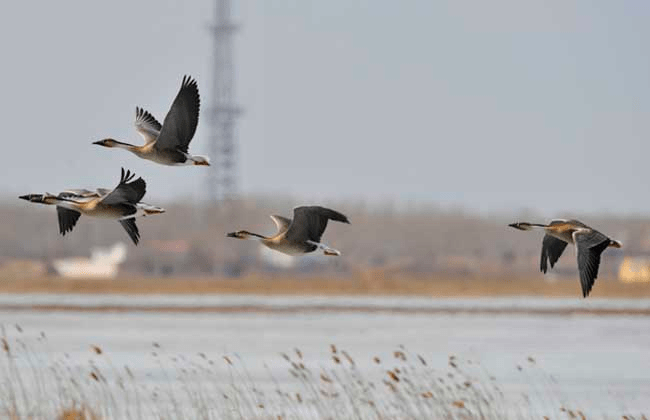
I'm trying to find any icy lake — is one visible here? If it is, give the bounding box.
[1,295,649,418]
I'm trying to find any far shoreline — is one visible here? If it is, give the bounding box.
[0,273,648,299]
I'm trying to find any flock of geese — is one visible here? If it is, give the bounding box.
[18,76,351,255]
[19,76,622,298]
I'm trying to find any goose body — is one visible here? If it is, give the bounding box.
[93,76,209,166]
[227,206,350,256]
[509,219,622,297]
[19,168,164,245]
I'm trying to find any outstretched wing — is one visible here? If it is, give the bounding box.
[60,189,100,199]
[154,76,200,153]
[574,229,611,298]
[134,107,162,144]
[119,218,140,245]
[101,168,146,206]
[285,206,350,243]
[95,188,112,197]
[540,235,568,273]
[56,207,81,235]
[269,215,292,234]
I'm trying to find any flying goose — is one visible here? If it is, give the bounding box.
[19,168,164,245]
[509,220,622,297]
[93,76,209,166]
[227,206,350,256]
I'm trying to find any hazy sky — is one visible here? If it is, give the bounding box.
[1,1,649,215]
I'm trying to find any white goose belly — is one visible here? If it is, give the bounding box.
[262,239,311,256]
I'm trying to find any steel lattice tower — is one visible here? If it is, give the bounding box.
[207,0,241,203]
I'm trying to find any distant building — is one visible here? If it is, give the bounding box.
[52,243,127,278]
[618,257,650,283]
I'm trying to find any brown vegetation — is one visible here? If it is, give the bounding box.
[0,273,648,298]
[2,329,645,420]
[56,407,99,420]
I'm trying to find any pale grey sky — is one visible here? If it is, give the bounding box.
[1,1,649,215]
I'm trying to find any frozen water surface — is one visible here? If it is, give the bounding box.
[1,294,649,417]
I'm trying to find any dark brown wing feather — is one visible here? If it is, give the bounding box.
[285,206,350,244]
[575,230,611,298]
[56,207,81,236]
[119,218,140,245]
[540,234,568,273]
[101,168,146,206]
[154,75,200,153]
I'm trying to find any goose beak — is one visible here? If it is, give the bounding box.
[508,223,527,230]
[226,232,237,238]
[19,194,42,202]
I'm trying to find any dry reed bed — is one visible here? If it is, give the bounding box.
[1,327,647,420]
[0,274,649,299]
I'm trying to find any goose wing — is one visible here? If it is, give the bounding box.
[58,190,100,204]
[101,168,146,206]
[119,218,140,245]
[60,189,99,198]
[540,235,568,273]
[285,206,350,243]
[573,229,611,298]
[95,188,112,197]
[134,107,162,144]
[154,76,200,153]
[269,215,292,234]
[56,207,81,235]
